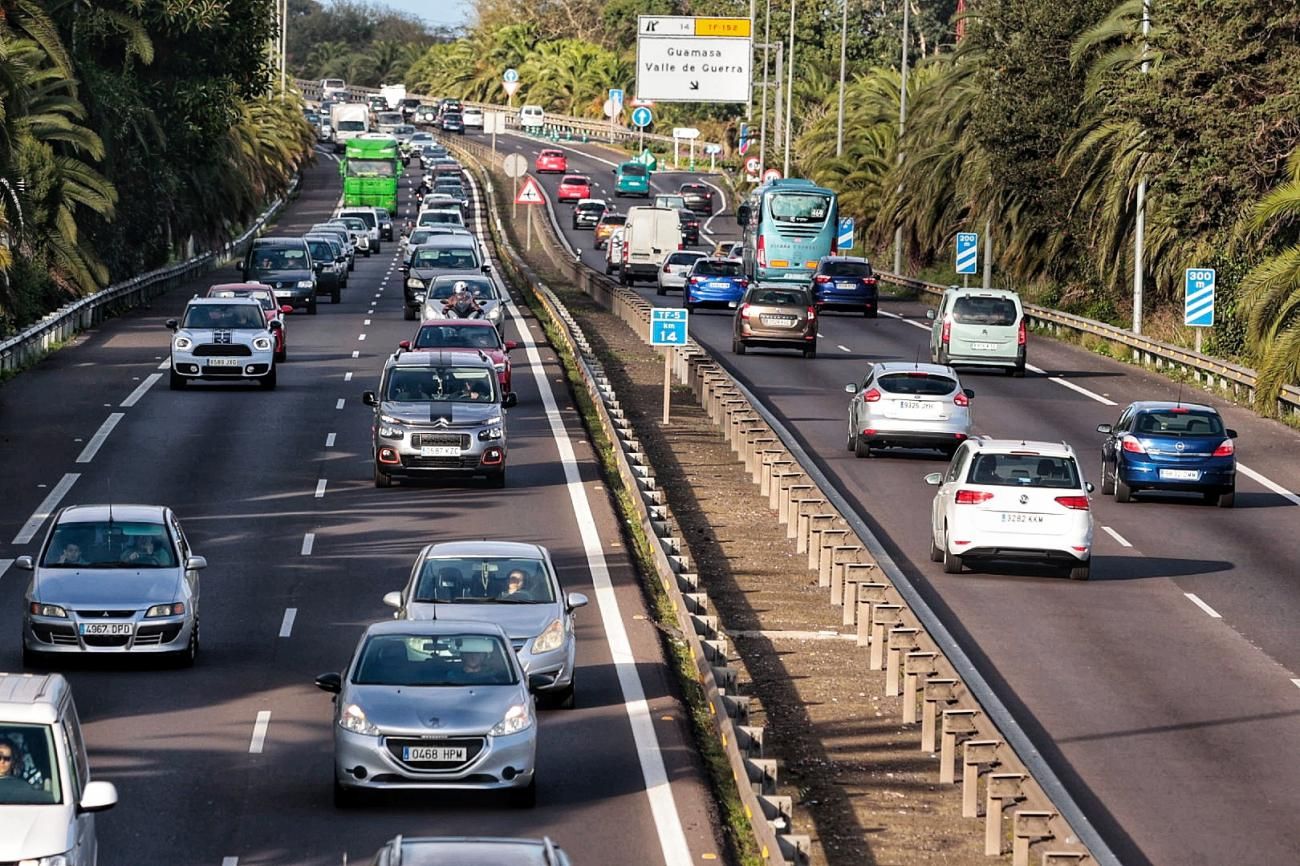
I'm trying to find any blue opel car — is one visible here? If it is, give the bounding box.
[1097,401,1238,507]
[812,255,879,317]
[683,258,748,311]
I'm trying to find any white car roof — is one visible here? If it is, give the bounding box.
[967,438,1077,458]
[186,297,262,308]
[576,198,607,207]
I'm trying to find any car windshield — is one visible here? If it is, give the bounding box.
[768,192,831,223]
[877,373,956,396]
[749,288,808,306]
[41,519,176,568]
[0,724,61,804]
[412,247,478,270]
[182,303,267,330]
[411,133,433,143]
[418,211,463,226]
[306,241,334,261]
[823,261,873,277]
[337,120,365,132]
[414,324,502,350]
[431,278,496,300]
[968,454,1081,489]
[352,634,516,687]
[384,366,496,403]
[413,556,556,604]
[250,247,308,271]
[951,296,1019,326]
[377,113,402,125]
[620,164,647,177]
[1134,410,1225,437]
[395,125,416,135]
[407,230,434,245]
[694,260,742,277]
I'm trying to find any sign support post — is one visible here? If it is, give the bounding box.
[503,153,529,220]
[663,351,672,424]
[649,309,689,423]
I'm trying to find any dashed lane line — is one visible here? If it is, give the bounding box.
[76,413,125,463]
[0,559,13,582]
[279,608,297,638]
[1185,592,1222,619]
[121,373,163,407]
[248,711,271,754]
[344,372,353,382]
[13,473,80,545]
[335,398,345,410]
[300,533,315,555]
[1100,526,1133,548]
[837,344,851,353]
[314,480,327,499]
[325,433,337,447]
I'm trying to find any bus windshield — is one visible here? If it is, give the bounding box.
[768,193,831,224]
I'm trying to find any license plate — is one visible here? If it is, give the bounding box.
[207,358,241,367]
[836,281,857,290]
[1000,513,1044,524]
[80,623,133,635]
[761,316,795,326]
[274,291,292,297]
[421,446,460,457]
[1159,469,1201,480]
[898,400,941,415]
[971,342,999,351]
[403,745,467,761]
[708,282,731,289]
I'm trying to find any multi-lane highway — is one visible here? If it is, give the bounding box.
[480,128,1300,866]
[0,152,724,864]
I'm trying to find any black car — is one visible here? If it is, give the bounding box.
[303,236,344,303]
[679,182,714,215]
[572,200,607,230]
[811,255,879,316]
[677,208,701,245]
[375,208,394,241]
[241,237,318,314]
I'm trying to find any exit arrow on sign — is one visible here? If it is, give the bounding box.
[689,81,699,91]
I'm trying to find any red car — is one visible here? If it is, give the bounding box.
[557,175,591,203]
[207,283,291,361]
[399,319,518,393]
[535,149,567,173]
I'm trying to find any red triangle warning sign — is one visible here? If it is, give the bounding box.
[515,176,545,205]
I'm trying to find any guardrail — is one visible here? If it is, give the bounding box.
[0,176,298,376]
[450,131,1111,866]
[875,271,1300,418]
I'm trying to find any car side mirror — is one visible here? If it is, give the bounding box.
[1226,428,1238,439]
[502,391,518,408]
[400,265,410,275]
[611,168,617,175]
[963,388,975,400]
[185,556,207,571]
[528,673,558,693]
[481,264,492,274]
[925,309,936,320]
[268,320,283,332]
[1086,482,1095,494]
[362,390,378,407]
[14,555,34,570]
[504,340,518,352]
[844,383,858,394]
[923,472,943,486]
[398,340,411,351]
[165,319,178,331]
[382,591,403,610]
[77,781,118,815]
[567,592,589,611]
[314,672,342,694]
[1096,423,1113,435]
[280,305,294,315]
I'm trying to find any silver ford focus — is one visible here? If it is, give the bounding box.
[315,619,539,808]
[845,361,975,458]
[18,504,206,667]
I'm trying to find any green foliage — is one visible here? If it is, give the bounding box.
[287,0,440,86]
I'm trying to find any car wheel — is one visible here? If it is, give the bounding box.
[846,420,857,452]
[605,263,613,275]
[508,776,537,809]
[403,305,415,321]
[803,347,817,359]
[1100,460,1115,495]
[550,679,576,710]
[1115,475,1133,503]
[275,346,287,363]
[331,286,341,304]
[259,366,277,390]
[169,370,186,390]
[348,260,355,272]
[657,285,666,296]
[942,544,964,575]
[1068,561,1091,581]
[374,466,393,488]
[373,242,381,254]
[854,435,871,458]
[173,619,198,668]
[1011,363,1026,378]
[865,308,878,318]
[733,339,746,355]
[929,533,944,563]
[1216,488,1235,508]
[333,778,362,809]
[307,298,318,315]
[363,248,371,257]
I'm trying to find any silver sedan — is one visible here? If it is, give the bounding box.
[845,361,974,458]
[315,619,539,808]
[19,504,206,666]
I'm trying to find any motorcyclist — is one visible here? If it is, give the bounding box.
[442,281,482,319]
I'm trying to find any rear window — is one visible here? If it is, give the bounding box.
[667,252,703,265]
[541,150,563,158]
[877,373,957,396]
[750,288,808,305]
[600,214,626,225]
[342,210,376,228]
[694,260,742,277]
[681,184,709,194]
[967,453,1080,489]
[577,202,605,212]
[769,192,831,223]
[951,296,1019,326]
[620,164,647,177]
[823,260,873,277]
[1134,410,1225,437]
[307,241,333,260]
[562,176,588,184]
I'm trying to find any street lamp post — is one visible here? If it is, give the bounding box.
[758,0,772,172]
[782,0,797,177]
[836,0,849,157]
[892,0,910,275]
[1133,0,1151,335]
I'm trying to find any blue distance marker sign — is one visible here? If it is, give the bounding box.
[503,68,520,83]
[955,232,979,275]
[1185,268,1216,327]
[631,106,653,128]
[650,308,689,345]
[838,217,855,251]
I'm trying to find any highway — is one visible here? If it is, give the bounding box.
[480,128,1300,866]
[0,152,723,865]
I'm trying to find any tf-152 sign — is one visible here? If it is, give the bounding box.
[636,16,752,104]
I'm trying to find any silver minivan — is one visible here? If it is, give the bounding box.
[0,673,117,865]
[927,287,1026,376]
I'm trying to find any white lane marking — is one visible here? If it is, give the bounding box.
[157,359,171,370]
[1291,679,1300,690]
[352,350,360,358]
[463,170,692,866]
[344,372,353,382]
[1025,363,1118,406]
[1237,464,1300,507]
[222,858,239,866]
[1184,592,1222,619]
[120,373,163,407]
[325,433,337,447]
[881,310,929,331]
[837,344,851,353]
[248,711,272,754]
[13,473,80,545]
[0,559,13,581]
[314,480,327,498]
[76,413,125,463]
[301,533,315,555]
[373,292,381,298]
[364,318,372,325]
[335,398,345,410]
[358,333,366,341]
[279,608,297,638]
[1101,525,1133,548]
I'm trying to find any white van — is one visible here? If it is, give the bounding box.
[519,105,545,131]
[620,207,684,286]
[0,673,117,866]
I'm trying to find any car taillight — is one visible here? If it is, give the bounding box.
[738,279,748,288]
[663,263,672,272]
[941,319,951,344]
[807,306,817,320]
[953,391,969,407]
[1054,496,1090,510]
[955,490,994,505]
[1121,435,1146,454]
[1213,439,1235,457]
[739,303,751,319]
[831,234,838,254]
[678,243,684,250]
[863,277,877,287]
[862,388,881,402]
[1018,320,1027,346]
[757,235,766,267]
[814,274,831,283]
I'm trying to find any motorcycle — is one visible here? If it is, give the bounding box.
[442,293,484,319]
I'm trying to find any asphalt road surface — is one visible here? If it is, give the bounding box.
[481,128,1300,866]
[0,150,722,866]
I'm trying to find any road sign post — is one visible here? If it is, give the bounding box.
[631,105,653,151]
[956,232,978,287]
[838,217,855,251]
[503,153,529,219]
[650,309,689,423]
[608,88,624,142]
[705,142,722,171]
[1185,268,1216,353]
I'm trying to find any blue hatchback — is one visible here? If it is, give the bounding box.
[683,258,748,311]
[811,255,879,317]
[1097,401,1238,507]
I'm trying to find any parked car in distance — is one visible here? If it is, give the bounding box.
[844,362,973,458]
[1097,401,1238,507]
[732,284,817,358]
[812,255,879,317]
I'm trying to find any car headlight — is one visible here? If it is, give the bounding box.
[407,278,426,289]
[339,703,379,736]
[378,424,404,439]
[29,602,68,618]
[296,280,314,289]
[487,306,502,321]
[19,855,69,866]
[253,337,273,351]
[145,602,186,618]
[489,703,533,736]
[493,362,506,373]
[478,426,503,441]
[531,618,564,653]
[173,336,193,350]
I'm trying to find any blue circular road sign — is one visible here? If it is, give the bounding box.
[503,68,520,83]
[631,106,653,128]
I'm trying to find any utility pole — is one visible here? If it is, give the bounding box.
[748,0,756,122]
[1132,0,1152,335]
[773,43,784,172]
[892,0,910,275]
[836,0,849,157]
[758,0,772,171]
[782,0,797,177]
[279,0,288,99]
[983,219,993,290]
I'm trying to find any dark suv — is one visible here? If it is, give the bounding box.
[812,255,879,317]
[679,182,714,215]
[241,237,318,314]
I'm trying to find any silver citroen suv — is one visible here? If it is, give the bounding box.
[363,349,517,488]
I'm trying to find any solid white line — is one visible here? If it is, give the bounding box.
[1237,464,1300,507]
[1184,592,1222,619]
[880,310,930,331]
[301,533,315,555]
[1100,525,1133,548]
[120,373,163,407]
[0,559,13,581]
[1291,679,1300,690]
[76,413,125,463]
[314,480,327,498]
[1025,364,1118,406]
[13,473,79,545]
[248,711,271,754]
[279,608,297,638]
[335,398,345,410]
[325,433,337,447]
[837,344,851,353]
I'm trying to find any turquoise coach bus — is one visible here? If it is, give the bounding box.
[736,178,839,284]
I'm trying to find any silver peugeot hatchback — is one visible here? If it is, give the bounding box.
[844,362,974,458]
[18,505,206,667]
[382,541,587,709]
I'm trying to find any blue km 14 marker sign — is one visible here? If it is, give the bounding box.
[956,232,979,275]
[650,308,689,346]
[631,106,653,128]
[837,217,855,251]
[1185,268,1216,327]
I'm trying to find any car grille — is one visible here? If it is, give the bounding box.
[75,609,137,618]
[135,623,183,645]
[32,624,77,646]
[194,344,252,357]
[403,455,481,469]
[410,433,471,448]
[384,736,485,771]
[83,634,132,647]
